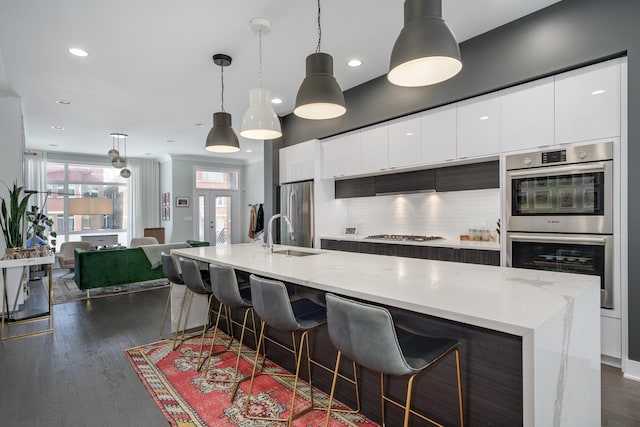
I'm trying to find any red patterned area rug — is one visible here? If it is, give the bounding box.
[125,332,379,426]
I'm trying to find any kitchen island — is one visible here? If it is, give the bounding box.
[172,243,600,426]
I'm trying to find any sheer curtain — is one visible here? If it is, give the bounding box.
[128,158,160,242]
[24,151,48,212]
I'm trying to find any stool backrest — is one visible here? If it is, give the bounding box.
[161,253,184,285]
[249,274,299,332]
[179,258,211,295]
[325,293,412,376]
[209,264,245,308]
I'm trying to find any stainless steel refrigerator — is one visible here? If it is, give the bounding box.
[279,180,314,248]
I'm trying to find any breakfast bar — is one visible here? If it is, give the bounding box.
[172,243,601,426]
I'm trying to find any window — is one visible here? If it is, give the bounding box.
[195,168,239,190]
[46,161,129,249]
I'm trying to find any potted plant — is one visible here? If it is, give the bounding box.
[0,181,32,254]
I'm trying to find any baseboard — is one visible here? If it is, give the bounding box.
[601,355,621,368]
[623,358,640,382]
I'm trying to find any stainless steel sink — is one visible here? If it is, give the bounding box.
[272,249,320,257]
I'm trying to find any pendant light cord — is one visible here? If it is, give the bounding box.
[316,0,321,53]
[259,29,263,88]
[220,64,225,112]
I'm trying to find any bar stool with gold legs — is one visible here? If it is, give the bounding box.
[324,293,464,427]
[202,264,261,401]
[245,275,360,426]
[178,258,217,364]
[160,253,186,343]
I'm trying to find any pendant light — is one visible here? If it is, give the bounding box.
[111,133,127,169]
[388,0,462,87]
[107,133,120,158]
[293,0,346,120]
[240,18,282,140]
[119,135,131,178]
[205,54,240,153]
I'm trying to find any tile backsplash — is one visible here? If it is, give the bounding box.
[344,189,501,239]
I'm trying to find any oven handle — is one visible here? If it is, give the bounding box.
[507,162,607,178]
[508,233,607,245]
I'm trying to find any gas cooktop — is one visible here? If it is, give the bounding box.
[365,234,445,242]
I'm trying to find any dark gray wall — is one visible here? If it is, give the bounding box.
[270,0,640,361]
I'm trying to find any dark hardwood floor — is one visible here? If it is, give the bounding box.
[1,281,639,426]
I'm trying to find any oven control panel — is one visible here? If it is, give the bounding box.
[506,141,613,170]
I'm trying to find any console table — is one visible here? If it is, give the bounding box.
[1,255,55,341]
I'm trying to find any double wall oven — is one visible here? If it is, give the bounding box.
[506,142,614,308]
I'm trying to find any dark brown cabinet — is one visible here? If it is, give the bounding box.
[335,177,376,199]
[320,239,500,266]
[334,160,498,199]
[374,169,435,195]
[435,161,499,192]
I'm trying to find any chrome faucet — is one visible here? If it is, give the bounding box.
[265,213,294,253]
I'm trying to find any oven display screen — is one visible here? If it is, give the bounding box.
[541,150,566,164]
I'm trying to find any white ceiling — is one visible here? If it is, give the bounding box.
[0,0,560,164]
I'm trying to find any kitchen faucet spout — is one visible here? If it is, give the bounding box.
[265,213,294,253]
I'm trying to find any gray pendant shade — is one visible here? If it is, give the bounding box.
[388,0,462,87]
[205,112,240,153]
[294,52,346,120]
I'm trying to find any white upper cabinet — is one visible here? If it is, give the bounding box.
[322,132,361,179]
[359,123,389,173]
[420,105,456,164]
[388,113,422,168]
[279,140,316,184]
[501,77,554,152]
[456,93,501,158]
[555,58,621,144]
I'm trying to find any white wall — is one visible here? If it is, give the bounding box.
[242,160,264,243]
[0,96,25,250]
[159,155,173,241]
[332,189,501,240]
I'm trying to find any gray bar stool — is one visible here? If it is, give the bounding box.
[202,264,260,401]
[178,258,217,365]
[324,293,464,427]
[159,253,185,343]
[245,275,360,426]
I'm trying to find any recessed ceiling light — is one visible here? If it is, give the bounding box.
[51,125,65,130]
[479,116,489,120]
[194,123,204,127]
[271,98,283,105]
[592,89,605,95]
[405,132,414,136]
[56,100,72,105]
[49,144,59,147]
[347,58,363,67]
[68,48,88,57]
[246,149,253,153]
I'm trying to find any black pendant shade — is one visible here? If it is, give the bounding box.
[205,112,240,153]
[388,0,462,87]
[205,53,240,153]
[294,52,346,120]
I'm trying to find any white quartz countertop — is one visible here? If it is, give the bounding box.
[172,243,598,337]
[320,235,501,251]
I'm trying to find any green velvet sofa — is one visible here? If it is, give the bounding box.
[73,240,209,290]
